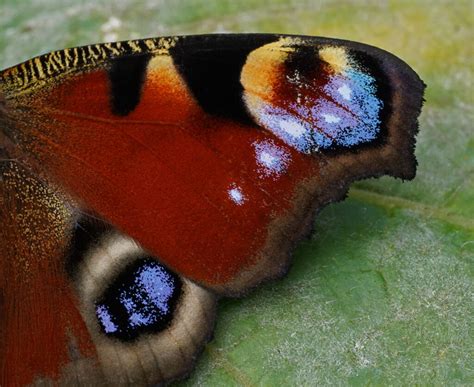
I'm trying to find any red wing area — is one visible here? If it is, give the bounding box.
[0,162,98,386]
[16,57,320,294]
[0,160,218,386]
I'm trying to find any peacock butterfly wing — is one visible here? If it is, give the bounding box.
[0,159,217,385]
[1,34,424,295]
[0,34,425,385]
[0,160,217,385]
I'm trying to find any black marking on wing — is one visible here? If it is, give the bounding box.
[285,45,320,78]
[65,216,110,279]
[170,34,278,124]
[108,53,151,116]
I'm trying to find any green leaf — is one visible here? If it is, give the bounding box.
[1,1,472,385]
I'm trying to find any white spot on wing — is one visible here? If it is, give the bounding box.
[228,185,246,205]
[321,113,341,123]
[260,151,278,167]
[337,84,352,100]
[279,119,306,138]
[253,140,291,178]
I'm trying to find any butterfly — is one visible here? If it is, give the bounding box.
[0,33,425,385]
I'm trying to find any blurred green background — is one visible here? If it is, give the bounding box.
[1,0,472,385]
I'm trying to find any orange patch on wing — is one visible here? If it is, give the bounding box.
[136,55,202,121]
[241,38,294,104]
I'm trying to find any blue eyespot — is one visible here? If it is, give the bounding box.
[95,258,182,341]
[254,54,384,153]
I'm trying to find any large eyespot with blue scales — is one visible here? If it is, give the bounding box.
[242,38,389,153]
[68,222,217,385]
[95,257,182,341]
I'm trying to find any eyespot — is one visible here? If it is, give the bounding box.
[241,39,385,153]
[94,257,182,341]
[69,219,217,385]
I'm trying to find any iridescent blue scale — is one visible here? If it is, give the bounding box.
[95,258,181,341]
[249,47,384,153]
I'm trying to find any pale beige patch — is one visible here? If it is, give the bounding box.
[73,231,217,386]
[318,46,349,74]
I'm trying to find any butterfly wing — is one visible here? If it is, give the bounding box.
[0,34,424,385]
[0,34,424,296]
[0,160,98,385]
[0,161,216,385]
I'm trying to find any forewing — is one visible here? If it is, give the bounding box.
[0,34,424,296]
